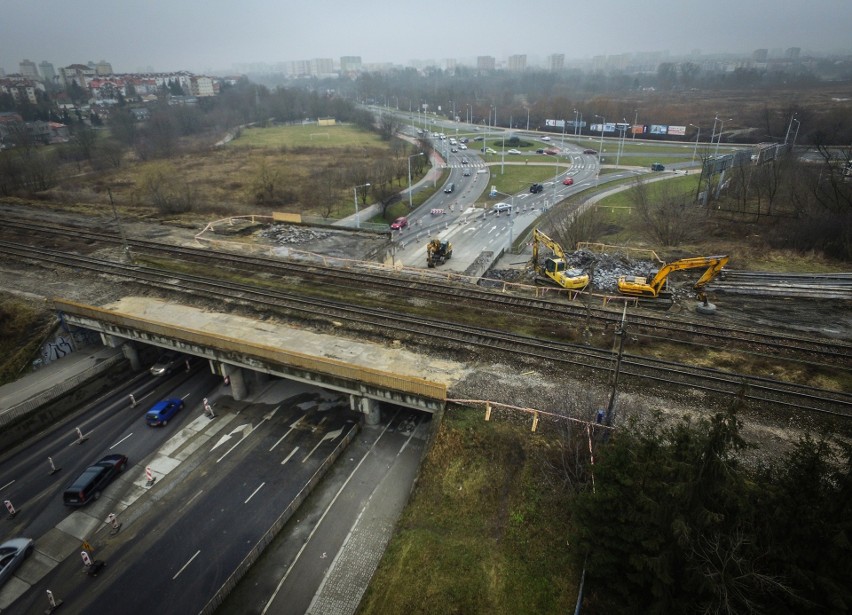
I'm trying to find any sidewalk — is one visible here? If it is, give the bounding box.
[0,344,123,422]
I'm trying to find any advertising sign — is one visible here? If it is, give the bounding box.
[631,125,646,135]
[590,123,617,133]
[545,119,566,128]
[668,125,686,136]
[649,125,668,135]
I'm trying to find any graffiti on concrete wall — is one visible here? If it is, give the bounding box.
[36,327,100,367]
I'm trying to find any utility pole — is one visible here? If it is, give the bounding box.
[604,304,627,426]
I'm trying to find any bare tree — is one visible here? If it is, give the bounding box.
[630,177,699,246]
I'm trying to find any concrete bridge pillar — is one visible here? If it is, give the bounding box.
[222,364,248,400]
[252,371,269,388]
[352,395,381,426]
[100,333,125,349]
[121,342,141,371]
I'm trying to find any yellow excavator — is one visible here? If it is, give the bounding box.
[426,238,453,268]
[617,255,729,300]
[531,229,590,290]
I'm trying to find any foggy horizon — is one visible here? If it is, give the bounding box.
[2,0,852,75]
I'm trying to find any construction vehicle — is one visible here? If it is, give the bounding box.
[617,255,729,300]
[426,238,453,268]
[531,229,590,290]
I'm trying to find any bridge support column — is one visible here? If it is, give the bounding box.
[222,364,248,401]
[352,395,380,426]
[120,342,141,371]
[252,371,269,388]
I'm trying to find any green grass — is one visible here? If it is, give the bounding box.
[357,407,577,615]
[232,123,387,149]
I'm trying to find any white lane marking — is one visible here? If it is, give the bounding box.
[211,424,250,452]
[261,414,399,615]
[301,427,344,463]
[173,550,200,580]
[281,447,299,465]
[269,416,305,451]
[245,482,265,504]
[0,480,15,491]
[217,411,276,463]
[110,433,133,450]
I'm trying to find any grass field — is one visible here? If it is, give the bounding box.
[232,123,387,149]
[358,408,577,615]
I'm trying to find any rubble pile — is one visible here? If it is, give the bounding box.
[569,249,658,292]
[258,224,334,245]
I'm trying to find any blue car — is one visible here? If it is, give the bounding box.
[145,398,185,427]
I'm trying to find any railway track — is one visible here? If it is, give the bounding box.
[715,271,852,299]
[4,219,850,368]
[1,239,850,419]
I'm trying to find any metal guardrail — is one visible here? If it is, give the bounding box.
[0,352,125,427]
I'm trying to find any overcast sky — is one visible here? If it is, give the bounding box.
[2,0,851,75]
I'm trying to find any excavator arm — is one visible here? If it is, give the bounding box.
[618,255,729,298]
[531,229,589,290]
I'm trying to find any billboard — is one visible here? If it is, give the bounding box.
[545,119,566,128]
[668,125,686,136]
[649,125,668,135]
[631,124,646,135]
[590,123,617,133]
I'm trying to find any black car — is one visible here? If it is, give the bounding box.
[150,351,183,377]
[530,183,543,194]
[63,454,128,506]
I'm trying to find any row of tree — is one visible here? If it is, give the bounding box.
[564,403,852,614]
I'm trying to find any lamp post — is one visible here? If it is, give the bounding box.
[616,119,627,167]
[595,114,605,183]
[526,108,530,131]
[573,109,579,138]
[466,104,472,125]
[714,117,732,157]
[791,117,800,147]
[353,182,370,228]
[784,114,800,146]
[632,109,639,140]
[408,152,423,210]
[689,123,701,162]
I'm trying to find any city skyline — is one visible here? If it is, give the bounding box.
[2,0,852,75]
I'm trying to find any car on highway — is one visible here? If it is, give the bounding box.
[145,398,185,427]
[150,351,183,377]
[536,148,545,154]
[541,136,551,141]
[507,149,521,155]
[0,538,34,588]
[473,136,484,141]
[63,454,128,506]
[461,158,469,164]
[492,202,512,214]
[651,162,666,171]
[459,144,468,150]
[451,147,458,153]
[463,169,471,176]
[530,183,543,193]
[390,216,408,230]
[583,149,598,155]
[563,177,574,186]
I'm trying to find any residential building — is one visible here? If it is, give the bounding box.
[340,56,362,72]
[94,60,114,76]
[477,56,496,71]
[547,53,565,72]
[190,76,215,97]
[19,59,40,80]
[60,64,96,88]
[38,61,56,85]
[752,49,768,63]
[508,54,527,72]
[311,58,334,75]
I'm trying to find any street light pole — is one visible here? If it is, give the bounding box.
[714,117,732,158]
[595,114,605,183]
[573,109,579,138]
[616,119,627,167]
[353,182,370,228]
[689,123,701,162]
[408,152,423,210]
[632,109,638,140]
[526,108,530,131]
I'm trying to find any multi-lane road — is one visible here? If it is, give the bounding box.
[0,352,429,614]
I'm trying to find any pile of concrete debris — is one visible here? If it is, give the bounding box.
[258,224,335,245]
